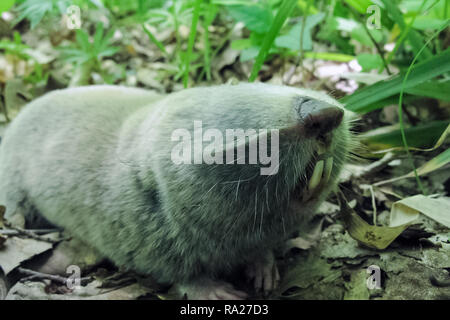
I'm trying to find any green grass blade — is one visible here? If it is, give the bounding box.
[361,121,450,152]
[143,23,168,55]
[397,20,450,194]
[405,81,450,101]
[380,0,433,61]
[340,48,450,113]
[93,23,104,54]
[183,0,202,88]
[413,148,450,177]
[356,95,417,114]
[381,0,429,73]
[0,0,15,13]
[249,0,297,82]
[203,22,212,81]
[343,0,372,14]
[303,52,355,62]
[202,2,217,81]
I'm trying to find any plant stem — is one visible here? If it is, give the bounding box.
[249,0,297,82]
[397,21,450,194]
[183,0,202,88]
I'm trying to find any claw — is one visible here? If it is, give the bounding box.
[246,252,279,295]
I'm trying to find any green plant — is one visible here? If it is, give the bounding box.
[0,31,30,59]
[249,0,298,81]
[340,49,450,113]
[59,23,118,65]
[143,0,221,85]
[58,22,119,85]
[0,31,49,84]
[102,0,167,20]
[183,0,202,88]
[0,0,15,14]
[24,62,49,84]
[396,21,450,193]
[142,1,193,81]
[201,0,218,81]
[14,0,71,28]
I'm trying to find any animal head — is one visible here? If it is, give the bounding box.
[146,83,355,241]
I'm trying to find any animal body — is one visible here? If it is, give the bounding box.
[0,83,352,299]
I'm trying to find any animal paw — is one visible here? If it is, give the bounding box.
[246,251,280,295]
[178,277,248,300]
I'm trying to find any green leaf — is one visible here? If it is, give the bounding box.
[76,29,91,52]
[93,23,104,53]
[361,121,450,151]
[0,39,29,54]
[355,94,417,114]
[412,16,450,30]
[414,148,450,177]
[274,13,325,51]
[15,0,69,29]
[340,49,450,113]
[16,0,53,29]
[98,47,119,58]
[249,0,297,82]
[0,0,15,13]
[350,27,383,47]
[356,53,384,71]
[227,4,273,33]
[303,52,355,62]
[99,29,116,53]
[143,24,168,55]
[230,39,252,50]
[213,0,257,5]
[240,46,260,62]
[380,0,433,61]
[343,0,372,13]
[183,0,202,88]
[405,81,450,101]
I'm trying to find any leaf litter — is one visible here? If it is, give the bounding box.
[0,4,449,300]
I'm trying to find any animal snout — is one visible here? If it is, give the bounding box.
[295,97,344,139]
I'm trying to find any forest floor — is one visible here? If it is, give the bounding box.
[1,12,449,300]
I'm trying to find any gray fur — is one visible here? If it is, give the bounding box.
[0,83,352,288]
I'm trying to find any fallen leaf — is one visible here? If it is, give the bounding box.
[320,231,378,258]
[6,279,152,300]
[343,269,371,300]
[0,233,58,274]
[276,253,341,298]
[340,200,411,250]
[390,195,450,229]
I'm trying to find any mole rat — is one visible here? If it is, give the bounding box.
[0,83,352,299]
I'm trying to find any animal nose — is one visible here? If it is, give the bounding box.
[296,98,344,138]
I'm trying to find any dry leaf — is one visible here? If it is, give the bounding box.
[0,233,58,274]
[390,195,450,228]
